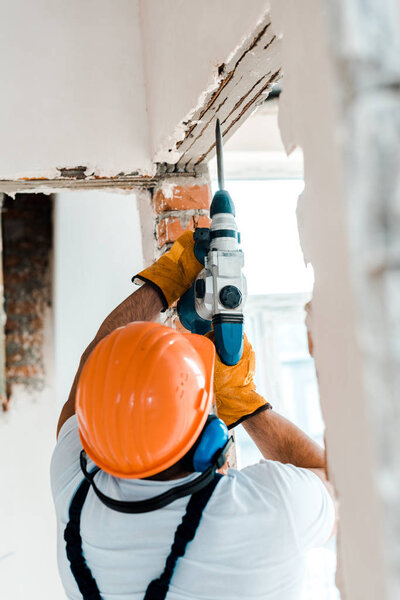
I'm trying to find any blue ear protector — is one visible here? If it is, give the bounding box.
[79,414,231,514]
[191,415,229,472]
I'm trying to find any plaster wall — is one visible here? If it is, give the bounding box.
[270,0,387,597]
[0,0,152,179]
[0,191,146,600]
[140,0,270,161]
[54,191,145,407]
[0,310,64,599]
[323,2,400,595]
[0,0,272,180]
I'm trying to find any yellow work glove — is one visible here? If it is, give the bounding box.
[206,331,272,429]
[133,231,204,310]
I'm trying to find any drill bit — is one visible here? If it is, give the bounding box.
[216,119,225,191]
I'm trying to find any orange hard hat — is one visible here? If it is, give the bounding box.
[76,321,215,479]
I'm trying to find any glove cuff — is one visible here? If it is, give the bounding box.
[133,231,204,309]
[132,275,169,312]
[227,403,272,430]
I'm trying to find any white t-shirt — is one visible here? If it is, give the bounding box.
[51,416,334,600]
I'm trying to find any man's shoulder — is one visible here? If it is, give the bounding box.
[50,415,83,506]
[220,460,335,551]
[211,461,297,509]
[216,460,328,513]
[228,459,320,490]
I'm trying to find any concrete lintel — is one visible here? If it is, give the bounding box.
[0,164,210,195]
[0,175,158,195]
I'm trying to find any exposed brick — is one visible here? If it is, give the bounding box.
[193,214,211,229]
[4,256,19,268]
[2,194,52,394]
[7,364,40,379]
[154,184,211,214]
[157,214,211,247]
[157,217,185,247]
[5,300,41,316]
[3,271,29,286]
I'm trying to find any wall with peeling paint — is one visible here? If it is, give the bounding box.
[0,0,152,180]
[270,0,378,595]
[0,0,272,182]
[140,0,270,162]
[0,191,145,600]
[270,0,400,598]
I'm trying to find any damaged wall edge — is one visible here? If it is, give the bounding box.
[170,15,282,170]
[0,165,210,195]
[0,15,281,192]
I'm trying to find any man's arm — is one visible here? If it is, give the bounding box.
[243,410,338,538]
[57,284,163,437]
[243,409,324,467]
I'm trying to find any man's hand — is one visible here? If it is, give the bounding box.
[206,331,271,429]
[133,230,204,309]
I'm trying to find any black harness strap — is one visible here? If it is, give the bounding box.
[144,473,222,600]
[79,448,231,514]
[64,468,102,600]
[64,469,222,600]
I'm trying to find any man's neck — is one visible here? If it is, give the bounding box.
[144,467,193,482]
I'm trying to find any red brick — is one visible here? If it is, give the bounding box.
[4,256,19,268]
[157,214,211,247]
[3,272,29,286]
[7,364,41,379]
[154,184,211,214]
[193,215,211,229]
[157,217,185,247]
[6,300,38,315]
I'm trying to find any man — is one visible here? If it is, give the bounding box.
[51,231,336,600]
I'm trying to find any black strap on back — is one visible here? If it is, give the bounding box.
[64,469,222,600]
[79,442,231,514]
[144,473,222,600]
[64,468,102,600]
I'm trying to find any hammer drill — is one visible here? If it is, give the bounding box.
[177,120,247,366]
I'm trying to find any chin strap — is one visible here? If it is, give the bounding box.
[79,437,233,514]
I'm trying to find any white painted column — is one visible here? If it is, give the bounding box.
[270,0,400,597]
[323,2,400,598]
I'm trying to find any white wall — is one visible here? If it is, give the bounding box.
[0,311,64,599]
[0,0,270,179]
[0,0,151,179]
[54,191,145,407]
[271,0,390,597]
[0,191,145,600]
[140,0,269,160]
